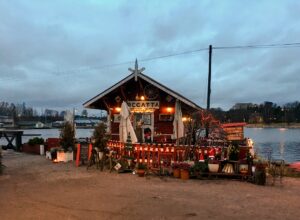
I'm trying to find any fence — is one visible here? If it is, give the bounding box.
[107,140,250,169]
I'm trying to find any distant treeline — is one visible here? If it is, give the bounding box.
[0,101,37,117]
[0,101,100,123]
[210,101,300,124]
[0,101,63,123]
[2,101,300,124]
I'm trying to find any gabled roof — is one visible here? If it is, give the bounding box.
[83,71,202,111]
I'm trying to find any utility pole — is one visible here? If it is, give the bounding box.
[206,45,212,138]
[73,108,76,134]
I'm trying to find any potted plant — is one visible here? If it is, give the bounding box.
[60,121,75,152]
[190,161,208,178]
[136,163,147,177]
[91,123,110,170]
[58,121,75,162]
[28,137,44,146]
[92,123,110,160]
[28,137,45,155]
[179,162,191,180]
[172,162,181,178]
[27,137,45,155]
[208,158,220,173]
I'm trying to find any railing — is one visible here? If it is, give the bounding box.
[107,140,250,167]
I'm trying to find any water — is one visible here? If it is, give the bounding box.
[1,128,300,163]
[245,128,300,163]
[22,128,94,142]
[0,128,94,147]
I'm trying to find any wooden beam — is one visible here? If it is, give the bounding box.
[120,86,127,100]
[138,79,144,95]
[103,98,110,111]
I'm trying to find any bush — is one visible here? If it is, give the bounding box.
[179,162,192,171]
[171,162,180,169]
[28,137,44,145]
[136,163,147,170]
[191,161,208,173]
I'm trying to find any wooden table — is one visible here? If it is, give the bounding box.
[0,129,24,151]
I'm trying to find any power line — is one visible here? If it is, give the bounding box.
[54,60,134,75]
[54,47,209,75]
[214,42,300,50]
[59,42,300,74]
[140,48,208,62]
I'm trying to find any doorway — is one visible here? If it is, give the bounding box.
[133,112,154,143]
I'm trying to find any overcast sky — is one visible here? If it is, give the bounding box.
[1,0,300,115]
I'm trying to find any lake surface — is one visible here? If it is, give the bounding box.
[245,128,300,163]
[1,128,299,163]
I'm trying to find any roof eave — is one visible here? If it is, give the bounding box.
[83,73,135,108]
[83,72,202,111]
[139,73,202,110]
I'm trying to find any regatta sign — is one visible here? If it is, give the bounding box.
[127,101,160,111]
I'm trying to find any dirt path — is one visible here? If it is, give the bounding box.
[1,150,300,220]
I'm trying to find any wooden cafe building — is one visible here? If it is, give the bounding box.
[83,60,202,143]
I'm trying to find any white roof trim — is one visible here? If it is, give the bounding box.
[138,74,201,110]
[84,72,201,110]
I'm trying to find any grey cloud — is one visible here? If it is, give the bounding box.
[0,65,27,80]
[0,0,300,112]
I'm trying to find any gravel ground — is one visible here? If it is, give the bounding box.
[1,150,300,220]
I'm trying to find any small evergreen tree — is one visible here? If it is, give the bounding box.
[60,121,75,152]
[92,123,109,152]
